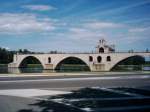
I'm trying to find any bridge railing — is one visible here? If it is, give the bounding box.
[16,51,150,55]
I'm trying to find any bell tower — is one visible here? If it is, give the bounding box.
[96,39,115,53]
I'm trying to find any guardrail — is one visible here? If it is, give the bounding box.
[16,51,150,55]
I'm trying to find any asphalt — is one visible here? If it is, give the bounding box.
[0,95,38,112]
[0,73,150,112]
[0,74,150,90]
[0,72,149,81]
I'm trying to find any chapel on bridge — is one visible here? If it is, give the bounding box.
[96,39,115,53]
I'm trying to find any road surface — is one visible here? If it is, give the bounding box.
[0,74,150,90]
[0,73,150,112]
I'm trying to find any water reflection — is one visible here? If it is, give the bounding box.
[0,66,150,74]
[112,65,150,71]
[0,67,55,74]
[0,66,90,74]
[143,66,150,71]
[0,67,9,73]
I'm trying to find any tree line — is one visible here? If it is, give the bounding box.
[0,47,35,64]
[0,47,59,64]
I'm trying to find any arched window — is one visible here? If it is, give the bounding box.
[48,57,51,63]
[89,56,93,62]
[97,56,102,63]
[99,47,104,53]
[107,56,111,61]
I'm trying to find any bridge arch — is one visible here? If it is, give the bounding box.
[54,56,90,71]
[110,55,145,71]
[19,56,44,68]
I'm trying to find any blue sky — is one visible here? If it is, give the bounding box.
[0,0,150,52]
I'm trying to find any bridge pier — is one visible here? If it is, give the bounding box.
[43,64,54,70]
[8,62,17,68]
[89,64,105,71]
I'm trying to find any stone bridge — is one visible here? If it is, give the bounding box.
[8,39,150,71]
[8,52,150,71]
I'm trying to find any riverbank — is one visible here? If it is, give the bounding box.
[0,71,150,77]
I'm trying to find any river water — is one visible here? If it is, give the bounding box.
[0,66,150,74]
[0,67,55,74]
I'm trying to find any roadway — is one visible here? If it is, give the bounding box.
[0,73,150,112]
[0,74,150,90]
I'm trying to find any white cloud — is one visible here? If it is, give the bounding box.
[129,27,149,33]
[69,28,88,33]
[88,1,150,18]
[0,13,55,34]
[2,47,10,50]
[65,21,149,48]
[68,27,106,41]
[65,21,125,42]
[23,5,57,11]
[84,22,123,29]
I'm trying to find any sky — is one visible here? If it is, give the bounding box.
[0,0,150,52]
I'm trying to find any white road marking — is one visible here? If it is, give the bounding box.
[0,75,150,83]
[0,89,70,98]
